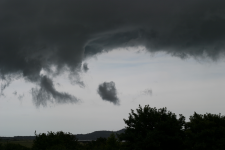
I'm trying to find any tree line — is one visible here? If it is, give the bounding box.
[1,104,225,150]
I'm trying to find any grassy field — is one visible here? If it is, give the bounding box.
[0,140,33,148]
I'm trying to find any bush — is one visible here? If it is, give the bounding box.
[105,133,120,150]
[81,133,120,150]
[32,131,80,150]
[1,143,30,150]
[83,137,107,150]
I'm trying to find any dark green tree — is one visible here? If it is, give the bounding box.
[94,137,107,150]
[32,131,80,150]
[184,112,225,150]
[105,133,120,150]
[84,137,107,150]
[118,105,186,150]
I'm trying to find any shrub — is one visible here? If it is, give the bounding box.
[106,133,120,150]
[32,131,79,150]
[2,143,30,150]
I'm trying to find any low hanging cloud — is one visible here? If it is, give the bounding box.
[82,63,89,73]
[1,74,20,96]
[142,89,153,96]
[0,0,225,105]
[97,81,120,105]
[31,76,79,107]
[132,89,152,102]
[13,91,17,96]
[18,94,25,101]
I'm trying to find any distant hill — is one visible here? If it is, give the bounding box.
[75,129,125,140]
[0,129,125,141]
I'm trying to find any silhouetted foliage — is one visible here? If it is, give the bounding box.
[80,133,120,150]
[105,133,120,150]
[32,131,79,150]
[184,112,225,150]
[2,105,225,150]
[0,143,3,150]
[0,143,30,150]
[94,137,107,150]
[118,105,186,150]
[83,137,107,150]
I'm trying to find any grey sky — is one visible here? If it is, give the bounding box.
[0,0,225,136]
[1,49,224,136]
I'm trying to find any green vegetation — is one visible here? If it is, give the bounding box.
[32,131,79,150]
[0,140,33,148]
[0,142,31,150]
[1,105,225,150]
[118,105,225,150]
[184,112,225,150]
[82,133,120,150]
[118,105,185,150]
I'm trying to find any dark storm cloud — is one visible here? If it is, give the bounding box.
[31,76,79,107]
[97,81,119,105]
[1,0,225,105]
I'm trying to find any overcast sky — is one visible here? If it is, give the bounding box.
[0,0,225,136]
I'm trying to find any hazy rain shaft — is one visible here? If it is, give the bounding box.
[0,0,225,106]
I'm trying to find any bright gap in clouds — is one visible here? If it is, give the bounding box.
[0,48,225,136]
